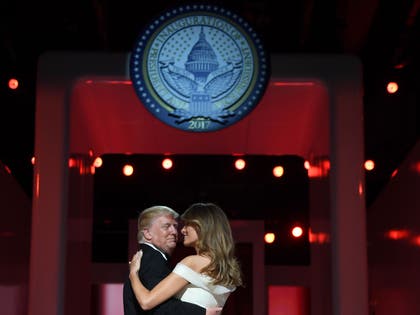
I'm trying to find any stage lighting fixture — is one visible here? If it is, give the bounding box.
[386,81,398,94]
[272,165,284,177]
[364,159,375,171]
[8,78,19,90]
[291,226,303,238]
[162,158,173,170]
[93,154,310,264]
[264,232,276,244]
[122,164,134,176]
[234,158,246,170]
[93,157,103,168]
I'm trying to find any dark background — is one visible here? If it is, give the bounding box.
[1,0,419,202]
[1,0,419,264]
[92,154,311,264]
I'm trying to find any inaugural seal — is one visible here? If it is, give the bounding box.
[130,4,270,132]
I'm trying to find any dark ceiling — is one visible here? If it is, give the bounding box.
[0,0,419,205]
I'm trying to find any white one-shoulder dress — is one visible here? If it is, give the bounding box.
[172,263,236,308]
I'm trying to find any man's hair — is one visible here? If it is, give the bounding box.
[137,205,179,243]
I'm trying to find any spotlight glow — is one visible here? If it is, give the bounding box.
[364,159,375,171]
[385,229,409,240]
[68,157,77,168]
[123,164,134,176]
[8,78,19,90]
[162,158,173,170]
[93,157,103,168]
[291,226,303,238]
[272,166,284,177]
[386,81,398,94]
[234,158,246,170]
[264,232,276,244]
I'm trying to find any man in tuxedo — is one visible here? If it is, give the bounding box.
[123,205,220,315]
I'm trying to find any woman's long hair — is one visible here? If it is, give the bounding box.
[181,203,243,287]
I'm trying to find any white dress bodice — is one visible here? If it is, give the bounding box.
[173,263,235,308]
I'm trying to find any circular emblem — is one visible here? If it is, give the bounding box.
[130,4,270,132]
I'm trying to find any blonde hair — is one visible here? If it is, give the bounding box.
[137,205,179,243]
[181,203,243,287]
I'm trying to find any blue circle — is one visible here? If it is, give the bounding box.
[130,4,270,132]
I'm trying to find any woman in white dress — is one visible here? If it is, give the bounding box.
[129,202,243,311]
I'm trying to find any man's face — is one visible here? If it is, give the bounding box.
[144,214,179,254]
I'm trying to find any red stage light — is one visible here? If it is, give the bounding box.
[8,78,19,90]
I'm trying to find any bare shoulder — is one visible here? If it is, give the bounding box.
[179,255,210,273]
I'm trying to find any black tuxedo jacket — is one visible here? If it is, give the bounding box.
[123,243,206,315]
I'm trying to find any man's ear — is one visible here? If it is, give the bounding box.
[143,228,152,241]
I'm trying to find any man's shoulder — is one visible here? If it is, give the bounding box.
[140,244,164,258]
[139,244,168,271]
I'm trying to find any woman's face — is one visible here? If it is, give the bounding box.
[181,223,198,247]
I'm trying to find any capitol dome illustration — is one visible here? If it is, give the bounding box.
[129,4,269,131]
[185,27,219,84]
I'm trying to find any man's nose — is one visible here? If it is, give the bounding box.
[169,225,178,234]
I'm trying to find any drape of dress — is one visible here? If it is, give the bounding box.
[173,263,236,308]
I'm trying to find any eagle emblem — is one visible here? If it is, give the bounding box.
[130,5,269,132]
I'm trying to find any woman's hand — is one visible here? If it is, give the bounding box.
[129,250,143,276]
[206,307,223,315]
